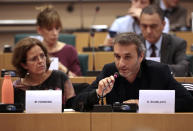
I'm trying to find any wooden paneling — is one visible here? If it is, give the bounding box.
[175,32,193,55]
[0,113,90,131]
[81,52,114,71]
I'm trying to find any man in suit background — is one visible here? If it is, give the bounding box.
[140,5,189,76]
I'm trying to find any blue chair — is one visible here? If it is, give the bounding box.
[78,54,88,76]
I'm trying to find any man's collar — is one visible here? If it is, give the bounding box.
[145,35,163,50]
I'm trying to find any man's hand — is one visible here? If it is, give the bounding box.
[128,7,142,20]
[104,37,114,46]
[96,76,115,97]
[123,99,139,105]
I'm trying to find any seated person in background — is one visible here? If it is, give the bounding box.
[155,0,188,31]
[36,6,81,77]
[12,38,76,108]
[140,5,189,76]
[103,0,170,46]
[83,32,193,112]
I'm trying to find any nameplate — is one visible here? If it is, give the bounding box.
[146,57,160,62]
[138,90,175,113]
[49,57,59,70]
[26,90,62,113]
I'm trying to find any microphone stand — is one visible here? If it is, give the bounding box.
[91,88,112,112]
[84,6,101,76]
[79,0,84,30]
[86,28,101,76]
[91,28,96,71]
[83,6,100,52]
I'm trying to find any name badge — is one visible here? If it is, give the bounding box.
[139,90,175,113]
[49,57,59,70]
[26,90,62,113]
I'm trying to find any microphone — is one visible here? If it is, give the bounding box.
[113,72,119,79]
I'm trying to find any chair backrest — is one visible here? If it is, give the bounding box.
[58,33,76,47]
[78,54,88,76]
[14,33,76,47]
[15,33,39,44]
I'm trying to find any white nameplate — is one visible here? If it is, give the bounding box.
[139,90,175,113]
[146,57,160,62]
[49,57,59,70]
[26,90,62,113]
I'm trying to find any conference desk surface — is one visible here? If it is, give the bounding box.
[0,112,193,131]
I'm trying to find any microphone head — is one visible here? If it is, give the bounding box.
[114,72,119,79]
[96,6,100,12]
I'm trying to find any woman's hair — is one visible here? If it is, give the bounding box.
[36,6,62,29]
[12,37,51,78]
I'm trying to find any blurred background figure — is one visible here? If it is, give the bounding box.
[140,5,189,76]
[155,0,188,31]
[37,6,81,77]
[103,0,170,46]
[12,38,76,108]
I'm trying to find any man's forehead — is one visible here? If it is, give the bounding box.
[114,44,137,53]
[140,13,162,23]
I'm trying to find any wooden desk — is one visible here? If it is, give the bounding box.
[175,77,193,83]
[0,112,193,131]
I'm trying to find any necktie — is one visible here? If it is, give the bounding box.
[164,10,169,18]
[150,44,156,57]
